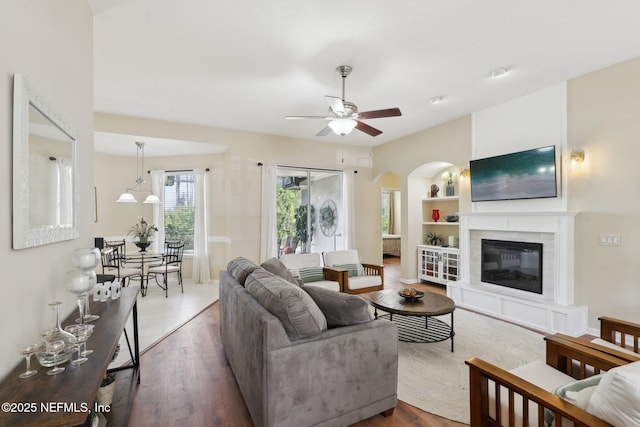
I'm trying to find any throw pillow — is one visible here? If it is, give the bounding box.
[543,375,602,427]
[333,263,361,278]
[302,285,373,328]
[245,268,327,340]
[261,257,299,286]
[226,257,260,286]
[296,266,324,283]
[586,360,640,427]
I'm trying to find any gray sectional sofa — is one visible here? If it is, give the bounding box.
[219,257,398,427]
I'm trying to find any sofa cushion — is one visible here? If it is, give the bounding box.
[245,268,327,339]
[301,280,340,293]
[261,257,299,285]
[227,257,260,286]
[590,337,639,356]
[586,360,640,426]
[303,285,373,328]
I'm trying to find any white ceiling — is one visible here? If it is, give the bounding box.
[91,0,640,156]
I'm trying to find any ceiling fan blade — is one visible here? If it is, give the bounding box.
[355,120,382,137]
[358,108,402,119]
[285,115,331,120]
[325,95,345,115]
[316,126,332,137]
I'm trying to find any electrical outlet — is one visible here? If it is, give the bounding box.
[599,234,620,246]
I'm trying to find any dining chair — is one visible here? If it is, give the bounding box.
[148,241,185,297]
[101,240,142,288]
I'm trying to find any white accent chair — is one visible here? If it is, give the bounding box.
[322,250,384,294]
[279,253,345,292]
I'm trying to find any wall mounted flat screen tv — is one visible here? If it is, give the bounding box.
[470,145,557,202]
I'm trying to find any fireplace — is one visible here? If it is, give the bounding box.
[481,239,542,294]
[446,211,588,335]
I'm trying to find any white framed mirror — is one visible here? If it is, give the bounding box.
[13,74,79,249]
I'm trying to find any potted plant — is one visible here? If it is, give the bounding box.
[96,344,120,406]
[441,171,457,197]
[425,232,444,246]
[128,217,158,251]
[295,205,316,253]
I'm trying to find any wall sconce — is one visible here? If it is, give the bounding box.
[460,168,470,178]
[569,148,585,168]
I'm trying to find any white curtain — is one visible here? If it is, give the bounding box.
[150,170,165,253]
[192,168,210,284]
[260,163,277,262]
[343,171,356,250]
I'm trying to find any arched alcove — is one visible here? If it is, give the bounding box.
[404,161,461,284]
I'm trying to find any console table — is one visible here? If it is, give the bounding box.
[0,287,140,426]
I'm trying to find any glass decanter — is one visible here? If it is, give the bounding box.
[35,302,77,368]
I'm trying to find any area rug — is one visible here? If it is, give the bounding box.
[396,308,546,424]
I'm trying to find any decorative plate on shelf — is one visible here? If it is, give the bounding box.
[398,289,425,300]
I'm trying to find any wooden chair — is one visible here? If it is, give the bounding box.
[467,335,630,427]
[148,241,185,297]
[279,253,346,292]
[322,249,384,294]
[466,317,640,427]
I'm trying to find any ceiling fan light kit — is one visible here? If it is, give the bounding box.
[285,65,401,137]
[328,118,357,136]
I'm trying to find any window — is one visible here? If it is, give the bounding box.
[276,167,343,256]
[163,173,195,250]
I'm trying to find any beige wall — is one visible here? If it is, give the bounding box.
[94,113,382,274]
[373,117,472,280]
[0,1,94,380]
[567,56,640,325]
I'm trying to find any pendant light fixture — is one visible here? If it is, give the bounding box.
[116,142,161,204]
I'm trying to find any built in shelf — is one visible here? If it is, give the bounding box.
[421,196,459,202]
[422,221,459,226]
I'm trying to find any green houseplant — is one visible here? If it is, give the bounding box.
[425,232,444,246]
[295,204,316,253]
[96,344,120,406]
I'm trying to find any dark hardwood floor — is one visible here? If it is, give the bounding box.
[128,256,467,427]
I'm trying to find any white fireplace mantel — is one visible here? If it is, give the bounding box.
[447,211,588,335]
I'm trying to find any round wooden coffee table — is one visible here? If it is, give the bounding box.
[369,289,456,351]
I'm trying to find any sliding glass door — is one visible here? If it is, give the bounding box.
[276,167,343,256]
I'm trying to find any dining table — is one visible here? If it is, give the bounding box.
[124,251,164,296]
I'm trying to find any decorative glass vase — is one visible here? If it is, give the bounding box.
[432,209,440,222]
[445,180,455,197]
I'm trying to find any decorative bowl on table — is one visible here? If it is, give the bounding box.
[444,214,459,223]
[398,288,425,300]
[134,241,152,252]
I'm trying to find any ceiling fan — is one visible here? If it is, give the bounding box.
[285,65,402,137]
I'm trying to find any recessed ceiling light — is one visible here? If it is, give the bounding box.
[429,96,444,105]
[490,67,509,78]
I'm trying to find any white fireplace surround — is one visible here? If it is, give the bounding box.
[447,211,588,335]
